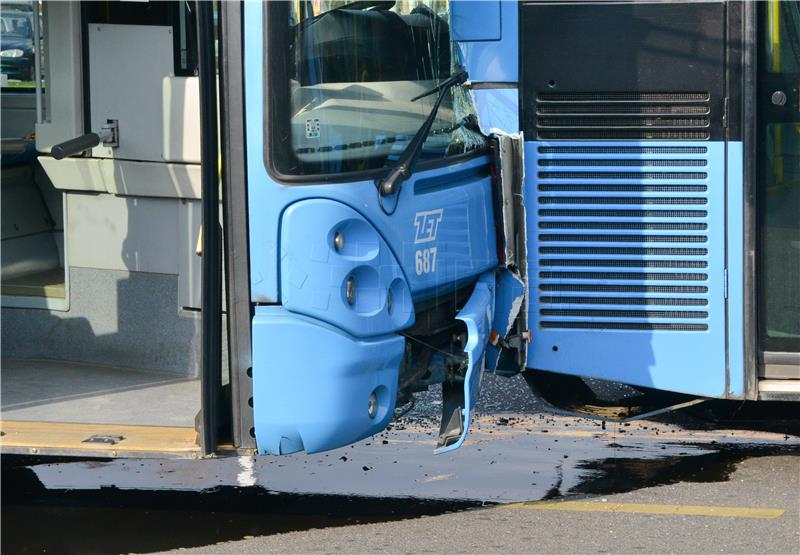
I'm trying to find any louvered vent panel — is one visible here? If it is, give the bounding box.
[534,144,715,332]
[535,92,711,140]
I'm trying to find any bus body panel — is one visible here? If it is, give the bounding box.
[452,0,518,83]
[471,88,520,136]
[279,199,415,339]
[244,1,500,454]
[525,141,731,398]
[518,1,750,399]
[726,142,745,398]
[252,306,404,455]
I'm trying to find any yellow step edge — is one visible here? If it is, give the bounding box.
[502,500,784,519]
[0,420,201,458]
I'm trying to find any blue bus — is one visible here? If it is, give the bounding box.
[1,0,797,459]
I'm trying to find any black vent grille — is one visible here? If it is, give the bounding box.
[540,322,708,331]
[538,184,707,193]
[537,104,710,115]
[537,146,708,154]
[539,247,708,256]
[540,296,708,306]
[534,145,714,332]
[537,92,710,102]
[535,92,712,140]
[538,210,707,218]
[538,284,709,294]
[539,159,707,167]
[537,172,707,180]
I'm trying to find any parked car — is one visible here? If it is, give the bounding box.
[1,9,35,82]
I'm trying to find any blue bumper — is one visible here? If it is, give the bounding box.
[252,306,404,455]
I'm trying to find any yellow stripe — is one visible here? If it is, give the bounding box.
[0,420,200,456]
[502,501,784,519]
[769,0,781,72]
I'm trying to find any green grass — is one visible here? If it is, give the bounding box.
[4,80,36,89]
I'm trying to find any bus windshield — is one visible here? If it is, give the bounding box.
[267,0,486,178]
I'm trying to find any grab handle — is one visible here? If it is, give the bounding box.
[51,120,118,160]
[51,133,103,160]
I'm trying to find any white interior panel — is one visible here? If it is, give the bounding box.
[35,2,83,152]
[39,157,202,199]
[66,193,180,275]
[37,157,107,193]
[88,24,173,162]
[178,199,202,309]
[104,159,202,198]
[162,76,201,164]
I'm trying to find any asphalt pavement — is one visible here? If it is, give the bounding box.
[168,454,799,554]
[3,373,799,554]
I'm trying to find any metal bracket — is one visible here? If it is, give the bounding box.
[82,434,125,445]
[100,119,120,148]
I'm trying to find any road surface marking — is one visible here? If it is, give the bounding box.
[237,455,257,487]
[502,501,784,519]
[423,473,454,482]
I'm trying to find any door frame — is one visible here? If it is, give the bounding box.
[219,0,256,449]
[742,0,759,399]
[752,0,800,384]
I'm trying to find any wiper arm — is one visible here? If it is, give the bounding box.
[378,68,469,197]
[410,68,468,102]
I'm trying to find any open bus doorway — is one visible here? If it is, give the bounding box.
[0,1,225,457]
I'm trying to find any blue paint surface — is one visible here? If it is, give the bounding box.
[486,268,525,372]
[472,88,519,134]
[455,0,518,83]
[280,199,415,338]
[435,271,495,454]
[451,1,501,42]
[525,141,729,398]
[726,142,744,398]
[252,306,404,455]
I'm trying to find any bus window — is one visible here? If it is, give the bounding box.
[266,0,485,178]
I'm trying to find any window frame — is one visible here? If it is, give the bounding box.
[262,1,488,186]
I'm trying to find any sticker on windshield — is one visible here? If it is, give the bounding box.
[305,118,321,139]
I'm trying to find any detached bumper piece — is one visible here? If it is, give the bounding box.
[251,307,404,455]
[435,271,495,454]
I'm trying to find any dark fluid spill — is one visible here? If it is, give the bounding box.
[1,458,485,555]
[568,444,800,497]
[664,401,800,437]
[3,445,799,554]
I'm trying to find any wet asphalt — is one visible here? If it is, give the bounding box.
[2,373,799,554]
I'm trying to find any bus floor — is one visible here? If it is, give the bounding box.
[0,358,199,427]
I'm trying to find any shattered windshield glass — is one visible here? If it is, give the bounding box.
[269,0,486,177]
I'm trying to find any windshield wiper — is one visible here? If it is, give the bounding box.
[377,67,469,197]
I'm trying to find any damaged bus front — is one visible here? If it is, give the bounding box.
[246,1,528,455]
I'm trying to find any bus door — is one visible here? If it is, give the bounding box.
[520,2,741,398]
[243,2,500,455]
[757,1,800,380]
